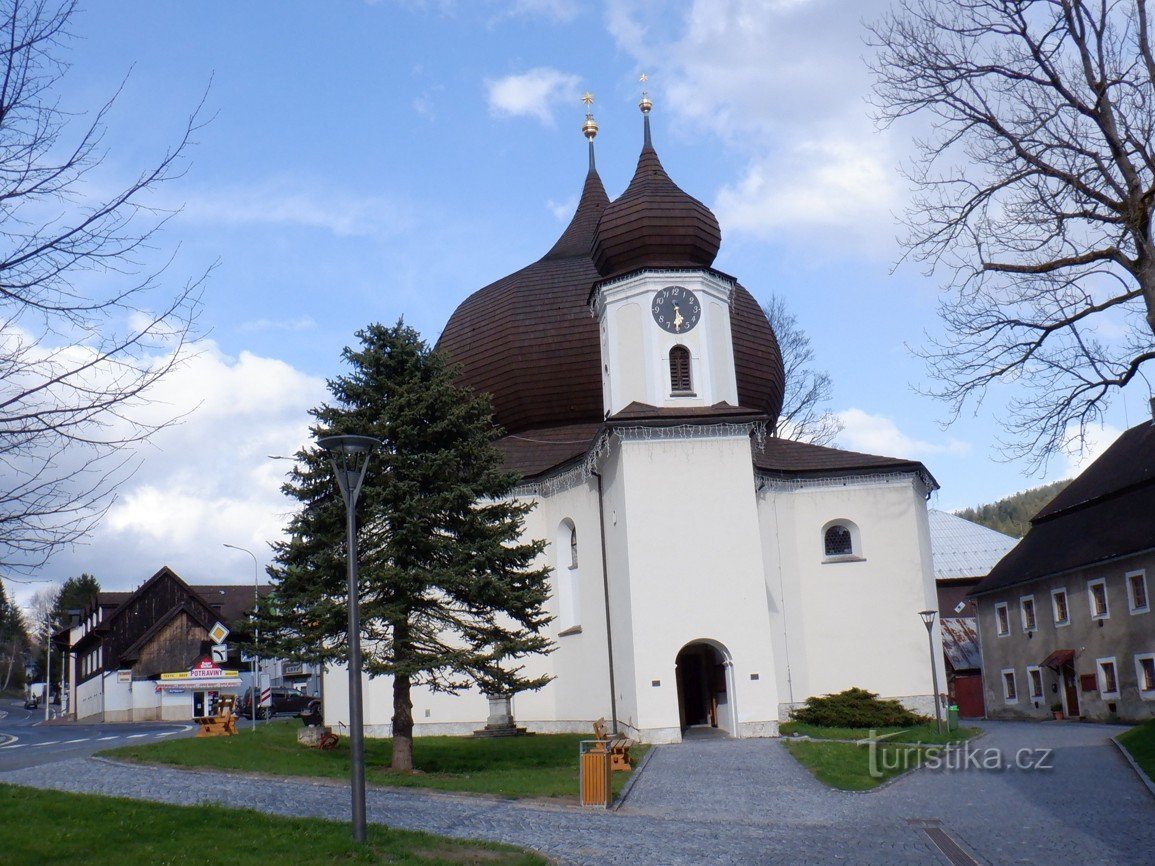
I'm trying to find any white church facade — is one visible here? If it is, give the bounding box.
[323,99,945,744]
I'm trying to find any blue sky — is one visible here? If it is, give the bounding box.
[10,0,1144,605]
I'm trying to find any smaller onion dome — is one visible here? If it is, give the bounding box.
[591,109,721,280]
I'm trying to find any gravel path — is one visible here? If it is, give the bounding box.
[1,721,1151,865]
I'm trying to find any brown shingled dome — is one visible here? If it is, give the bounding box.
[437,168,610,435]
[438,147,785,439]
[591,123,721,280]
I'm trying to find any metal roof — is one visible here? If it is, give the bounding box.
[929,509,1018,580]
[940,617,982,670]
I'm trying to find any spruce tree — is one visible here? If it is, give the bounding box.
[262,322,553,771]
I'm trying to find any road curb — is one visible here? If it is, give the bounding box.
[1111,735,1155,800]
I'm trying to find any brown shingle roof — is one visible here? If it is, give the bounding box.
[752,436,934,481]
[495,423,602,479]
[973,421,1155,595]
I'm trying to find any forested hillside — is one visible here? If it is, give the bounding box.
[955,480,1070,538]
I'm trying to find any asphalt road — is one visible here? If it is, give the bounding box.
[0,697,192,771]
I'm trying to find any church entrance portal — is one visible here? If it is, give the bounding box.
[675,641,734,736]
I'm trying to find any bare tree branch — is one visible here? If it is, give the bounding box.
[0,0,205,569]
[870,0,1155,471]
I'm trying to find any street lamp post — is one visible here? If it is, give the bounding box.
[224,543,260,732]
[919,610,943,734]
[318,433,381,845]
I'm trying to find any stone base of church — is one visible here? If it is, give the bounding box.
[736,720,779,739]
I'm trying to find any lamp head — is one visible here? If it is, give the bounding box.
[316,434,382,456]
[919,609,937,629]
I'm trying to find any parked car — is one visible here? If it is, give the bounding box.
[235,686,315,720]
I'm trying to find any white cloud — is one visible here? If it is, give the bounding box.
[547,194,578,222]
[175,179,414,239]
[715,131,901,242]
[20,342,327,602]
[486,68,582,126]
[836,408,971,459]
[606,0,904,248]
[1056,423,1124,479]
[503,0,580,22]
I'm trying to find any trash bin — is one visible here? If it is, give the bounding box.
[579,740,611,808]
[947,704,959,732]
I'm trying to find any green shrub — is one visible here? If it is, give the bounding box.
[791,687,929,728]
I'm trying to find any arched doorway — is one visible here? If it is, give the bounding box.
[675,641,735,736]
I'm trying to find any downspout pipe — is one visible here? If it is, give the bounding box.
[591,468,619,735]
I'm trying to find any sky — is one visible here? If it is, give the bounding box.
[5,0,1147,609]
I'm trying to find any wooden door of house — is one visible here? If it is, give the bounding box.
[954,674,985,718]
[1062,665,1080,718]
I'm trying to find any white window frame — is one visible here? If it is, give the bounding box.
[994,601,1010,637]
[1126,570,1150,615]
[1001,668,1018,703]
[1051,587,1070,627]
[1020,594,1037,633]
[1097,657,1120,698]
[1027,665,1044,700]
[1088,578,1110,620]
[555,519,582,636]
[1135,654,1155,700]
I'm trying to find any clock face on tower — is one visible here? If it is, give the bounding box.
[651,285,701,334]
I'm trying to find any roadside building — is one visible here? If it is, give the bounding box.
[63,566,273,722]
[971,415,1155,722]
[927,510,1018,717]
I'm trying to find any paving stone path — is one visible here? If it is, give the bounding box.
[1,720,1151,864]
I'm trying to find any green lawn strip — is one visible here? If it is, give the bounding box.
[0,783,544,866]
[779,721,979,745]
[783,739,952,791]
[100,722,647,799]
[1118,719,1155,781]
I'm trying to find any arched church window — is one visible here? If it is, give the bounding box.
[556,519,581,635]
[824,524,853,557]
[670,345,693,394]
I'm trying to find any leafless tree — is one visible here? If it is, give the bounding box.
[869,0,1155,469]
[0,0,205,569]
[763,295,843,446]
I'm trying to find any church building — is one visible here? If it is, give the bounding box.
[325,93,946,743]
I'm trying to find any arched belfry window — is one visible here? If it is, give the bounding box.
[670,345,693,394]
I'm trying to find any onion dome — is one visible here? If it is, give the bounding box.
[591,110,721,280]
[437,142,609,435]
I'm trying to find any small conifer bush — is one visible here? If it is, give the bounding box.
[790,687,929,728]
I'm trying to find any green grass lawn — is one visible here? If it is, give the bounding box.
[0,783,544,866]
[1118,719,1155,780]
[101,721,645,799]
[780,724,980,791]
[779,721,978,745]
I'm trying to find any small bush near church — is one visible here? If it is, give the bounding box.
[791,687,929,728]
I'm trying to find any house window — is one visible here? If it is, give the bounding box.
[1020,595,1037,632]
[1136,655,1155,697]
[1027,666,1043,700]
[1002,668,1018,703]
[1127,571,1149,614]
[995,602,1010,637]
[1051,588,1069,626]
[1088,578,1109,619]
[669,345,693,394]
[1097,658,1119,697]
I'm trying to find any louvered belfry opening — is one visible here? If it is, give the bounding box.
[670,345,693,393]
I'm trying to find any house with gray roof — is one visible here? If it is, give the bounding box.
[970,417,1155,722]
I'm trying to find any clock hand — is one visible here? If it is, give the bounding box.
[672,303,684,332]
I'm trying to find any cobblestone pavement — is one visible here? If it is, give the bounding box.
[1,721,1151,864]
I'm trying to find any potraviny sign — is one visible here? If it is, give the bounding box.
[155,657,242,692]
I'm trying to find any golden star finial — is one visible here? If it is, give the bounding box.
[639,73,648,86]
[638,72,652,115]
[582,92,594,107]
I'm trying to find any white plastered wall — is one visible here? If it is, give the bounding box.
[758,474,945,718]
[607,432,780,742]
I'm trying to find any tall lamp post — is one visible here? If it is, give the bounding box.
[224,543,260,732]
[318,433,381,845]
[919,610,943,734]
